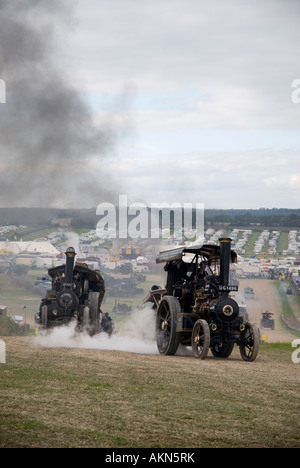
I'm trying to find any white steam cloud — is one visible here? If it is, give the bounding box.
[34,307,158,355]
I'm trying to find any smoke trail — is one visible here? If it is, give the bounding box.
[0,0,125,208]
[34,307,158,355]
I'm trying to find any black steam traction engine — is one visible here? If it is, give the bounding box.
[153,238,259,362]
[36,247,105,335]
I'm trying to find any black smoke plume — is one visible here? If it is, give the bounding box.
[0,0,122,208]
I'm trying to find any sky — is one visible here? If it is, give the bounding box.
[0,0,299,209]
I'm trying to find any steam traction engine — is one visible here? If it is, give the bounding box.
[36,247,105,335]
[155,238,259,361]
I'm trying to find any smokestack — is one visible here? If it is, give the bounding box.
[219,238,232,290]
[65,247,76,285]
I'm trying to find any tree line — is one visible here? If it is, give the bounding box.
[0,207,299,230]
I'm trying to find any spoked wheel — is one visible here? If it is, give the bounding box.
[239,322,260,362]
[192,319,210,359]
[156,296,181,355]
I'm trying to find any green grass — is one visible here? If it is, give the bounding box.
[274,280,300,319]
[0,273,41,324]
[244,232,260,256]
[273,281,300,337]
[274,281,294,318]
[277,231,289,253]
[0,338,299,448]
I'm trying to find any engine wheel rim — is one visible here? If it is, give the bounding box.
[156,297,181,356]
[157,301,171,353]
[239,322,259,362]
[192,319,210,359]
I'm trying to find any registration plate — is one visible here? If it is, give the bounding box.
[219,285,238,292]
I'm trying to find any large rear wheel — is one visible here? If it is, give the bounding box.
[156,296,181,355]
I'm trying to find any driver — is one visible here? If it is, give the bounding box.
[164,259,188,295]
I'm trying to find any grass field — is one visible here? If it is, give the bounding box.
[1,271,300,448]
[275,281,300,321]
[0,271,42,325]
[0,337,299,448]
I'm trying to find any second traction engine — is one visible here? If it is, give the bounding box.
[154,238,259,361]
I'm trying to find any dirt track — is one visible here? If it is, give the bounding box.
[235,278,295,343]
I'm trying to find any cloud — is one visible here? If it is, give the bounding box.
[93,148,300,209]
[1,0,299,209]
[264,173,300,189]
[71,0,300,90]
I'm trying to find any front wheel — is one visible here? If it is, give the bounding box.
[239,322,259,362]
[192,319,210,359]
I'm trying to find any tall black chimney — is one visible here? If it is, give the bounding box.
[65,247,76,285]
[219,238,232,289]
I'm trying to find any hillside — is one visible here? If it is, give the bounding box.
[0,337,298,448]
